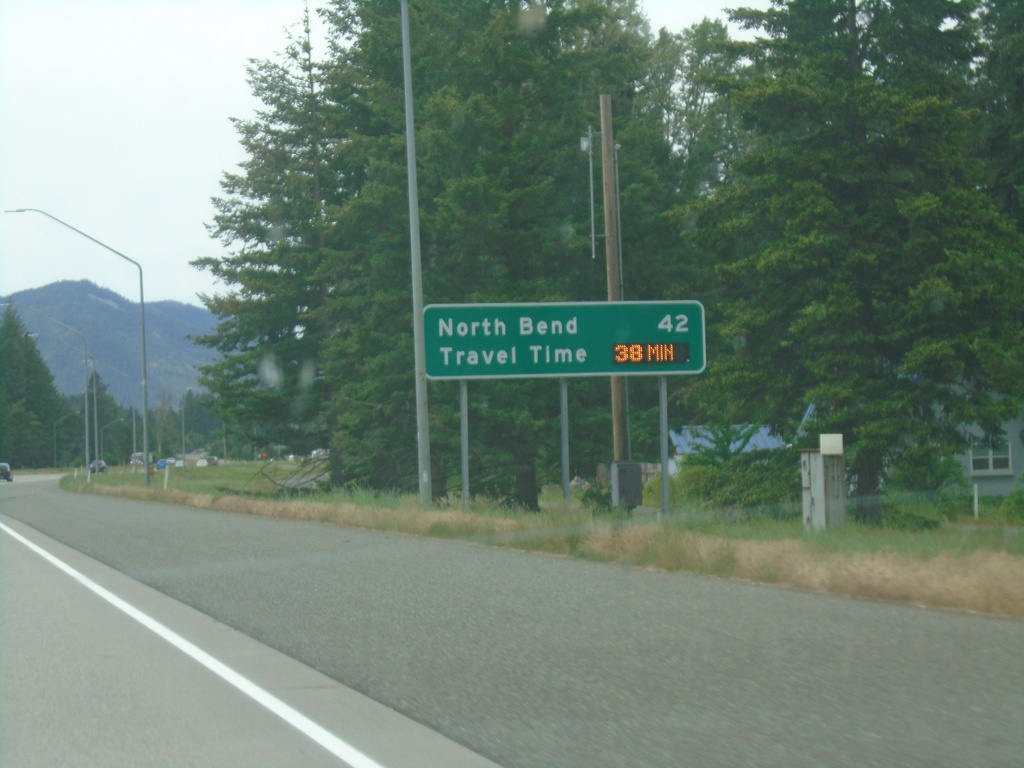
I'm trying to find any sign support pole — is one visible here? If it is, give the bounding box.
[460,379,469,510]
[659,376,670,519]
[560,378,570,502]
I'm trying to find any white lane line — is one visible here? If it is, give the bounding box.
[1,521,387,768]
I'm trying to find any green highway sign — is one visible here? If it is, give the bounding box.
[424,301,706,379]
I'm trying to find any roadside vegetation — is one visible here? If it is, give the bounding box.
[60,460,1024,620]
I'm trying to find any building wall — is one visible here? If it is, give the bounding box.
[958,413,1024,497]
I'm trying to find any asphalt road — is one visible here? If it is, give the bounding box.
[3,478,1023,767]
[1,476,499,768]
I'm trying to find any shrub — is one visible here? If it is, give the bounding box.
[672,448,799,513]
[882,501,943,530]
[580,483,612,513]
[1000,477,1024,522]
[886,445,968,495]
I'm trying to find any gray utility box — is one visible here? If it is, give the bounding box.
[611,461,643,509]
[801,434,847,530]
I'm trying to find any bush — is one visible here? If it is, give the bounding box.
[580,483,612,513]
[882,502,943,530]
[886,445,968,496]
[1000,478,1024,522]
[672,448,799,513]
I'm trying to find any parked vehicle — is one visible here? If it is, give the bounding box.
[0,462,12,482]
[89,460,107,474]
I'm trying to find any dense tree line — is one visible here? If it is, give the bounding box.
[0,305,233,469]
[0,307,65,467]
[192,0,1023,514]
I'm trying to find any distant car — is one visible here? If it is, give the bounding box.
[196,458,208,467]
[0,463,12,482]
[207,455,219,466]
[175,460,185,468]
[89,460,107,474]
[156,459,168,469]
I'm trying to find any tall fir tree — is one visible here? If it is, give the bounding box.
[685,0,1024,521]
[978,0,1024,232]
[317,0,686,503]
[192,7,341,460]
[0,307,63,467]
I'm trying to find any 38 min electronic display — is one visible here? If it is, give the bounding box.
[613,342,690,365]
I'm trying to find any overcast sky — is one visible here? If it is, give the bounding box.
[1,0,764,307]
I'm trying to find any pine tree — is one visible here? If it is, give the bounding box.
[0,307,63,467]
[191,7,340,459]
[316,0,684,503]
[687,0,1024,522]
[978,0,1024,231]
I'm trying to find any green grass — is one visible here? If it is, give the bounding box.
[68,463,1024,558]
[63,462,1024,618]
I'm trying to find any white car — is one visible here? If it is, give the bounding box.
[196,458,208,467]
[175,460,185,468]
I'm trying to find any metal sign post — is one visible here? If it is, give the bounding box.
[427,301,706,516]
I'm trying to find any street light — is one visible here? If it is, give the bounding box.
[87,354,99,472]
[401,0,432,503]
[6,208,151,486]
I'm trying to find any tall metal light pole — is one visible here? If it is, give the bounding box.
[6,208,151,486]
[400,0,432,503]
[88,355,99,471]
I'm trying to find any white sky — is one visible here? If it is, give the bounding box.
[1,0,763,306]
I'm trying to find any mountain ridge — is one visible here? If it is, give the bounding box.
[3,280,218,410]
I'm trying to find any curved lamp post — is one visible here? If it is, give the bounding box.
[6,208,150,486]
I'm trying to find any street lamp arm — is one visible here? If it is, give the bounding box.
[6,209,143,271]
[6,207,151,487]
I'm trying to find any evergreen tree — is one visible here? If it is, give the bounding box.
[316,0,685,503]
[192,7,340,460]
[978,0,1024,231]
[0,307,63,467]
[685,0,1024,522]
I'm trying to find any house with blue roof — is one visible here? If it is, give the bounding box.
[669,424,787,457]
[669,411,1023,498]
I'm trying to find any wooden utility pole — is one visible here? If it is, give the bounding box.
[600,94,627,462]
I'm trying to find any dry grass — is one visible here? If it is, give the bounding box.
[580,523,1024,618]
[79,482,1024,620]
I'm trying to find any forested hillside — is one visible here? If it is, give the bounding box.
[192,0,1024,511]
[5,280,217,409]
